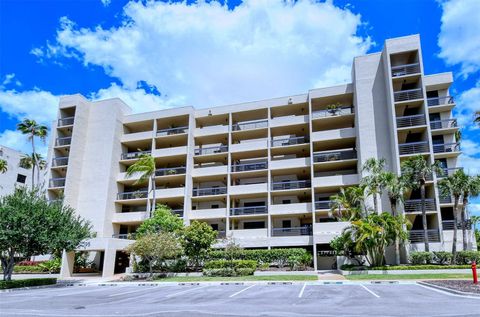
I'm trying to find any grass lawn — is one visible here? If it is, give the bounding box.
[345,273,472,280]
[153,275,318,282]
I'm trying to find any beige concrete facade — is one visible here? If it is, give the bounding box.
[48,35,474,277]
[0,145,38,196]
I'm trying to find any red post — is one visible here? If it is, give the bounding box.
[472,261,478,284]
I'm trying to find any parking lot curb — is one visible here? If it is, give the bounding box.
[0,284,64,293]
[417,281,480,297]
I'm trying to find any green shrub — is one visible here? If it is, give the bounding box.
[39,258,61,273]
[204,268,236,277]
[409,252,433,265]
[235,268,256,276]
[456,251,480,264]
[0,278,57,289]
[433,251,453,265]
[204,260,257,270]
[341,264,470,271]
[13,265,47,273]
[208,248,309,267]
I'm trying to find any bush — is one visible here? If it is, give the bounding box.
[208,248,310,268]
[341,264,470,271]
[203,260,257,276]
[0,278,57,289]
[409,252,433,265]
[456,251,480,264]
[203,268,236,277]
[13,265,47,273]
[17,260,46,266]
[433,251,453,265]
[39,258,61,273]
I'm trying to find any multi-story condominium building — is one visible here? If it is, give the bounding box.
[53,35,475,278]
[0,145,35,196]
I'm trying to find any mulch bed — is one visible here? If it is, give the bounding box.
[424,280,480,294]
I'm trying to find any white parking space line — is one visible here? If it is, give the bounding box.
[165,285,209,298]
[55,287,112,297]
[416,283,480,300]
[229,284,256,298]
[360,284,380,298]
[109,287,155,297]
[298,283,307,298]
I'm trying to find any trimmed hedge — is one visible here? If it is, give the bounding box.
[341,264,471,271]
[0,278,57,289]
[410,251,480,265]
[203,260,257,276]
[410,252,433,265]
[208,248,309,267]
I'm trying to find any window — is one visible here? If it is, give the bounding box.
[211,204,219,209]
[16,174,26,184]
[243,221,265,229]
[282,220,292,228]
[244,201,265,207]
[282,199,291,205]
[211,224,219,231]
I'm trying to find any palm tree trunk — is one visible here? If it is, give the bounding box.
[31,137,39,187]
[150,175,156,217]
[452,196,459,263]
[391,200,401,265]
[461,193,468,251]
[420,182,429,252]
[31,164,35,188]
[373,193,378,215]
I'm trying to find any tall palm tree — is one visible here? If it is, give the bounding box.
[125,153,156,217]
[361,158,386,214]
[474,111,480,126]
[381,172,408,265]
[19,153,46,188]
[459,174,480,250]
[401,155,443,252]
[0,159,7,174]
[438,170,466,262]
[330,185,366,221]
[17,119,48,186]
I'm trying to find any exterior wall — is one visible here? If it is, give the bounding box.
[0,145,37,196]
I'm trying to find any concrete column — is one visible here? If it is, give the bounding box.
[313,243,318,271]
[59,250,75,279]
[102,249,117,278]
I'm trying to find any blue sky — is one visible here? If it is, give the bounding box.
[0,0,479,215]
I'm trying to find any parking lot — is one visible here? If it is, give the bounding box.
[1,282,479,317]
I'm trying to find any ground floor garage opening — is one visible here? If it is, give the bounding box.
[316,244,336,270]
[114,251,130,274]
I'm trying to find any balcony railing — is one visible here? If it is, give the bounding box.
[427,96,455,107]
[51,156,69,167]
[155,166,186,177]
[156,126,188,136]
[433,142,460,154]
[442,220,472,230]
[216,230,226,239]
[271,180,311,191]
[394,88,423,102]
[57,116,74,127]
[121,150,150,160]
[312,106,353,119]
[112,233,136,240]
[313,149,357,163]
[409,229,441,243]
[231,162,267,172]
[171,209,184,217]
[272,226,312,236]
[391,63,421,77]
[232,120,268,131]
[230,206,267,216]
[315,169,357,177]
[55,137,72,146]
[404,199,436,213]
[192,186,227,197]
[271,136,308,147]
[439,195,453,204]
[437,167,463,178]
[195,145,228,156]
[315,200,333,210]
[49,178,66,188]
[117,191,148,200]
[396,114,426,128]
[430,119,457,130]
[398,141,429,155]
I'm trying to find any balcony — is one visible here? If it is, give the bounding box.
[391,63,421,77]
[272,226,312,236]
[404,198,436,213]
[231,162,267,172]
[437,167,463,178]
[230,139,267,153]
[49,178,65,188]
[195,145,228,156]
[194,125,229,137]
[270,157,310,170]
[216,230,226,239]
[57,116,74,127]
[430,119,457,130]
[396,114,426,128]
[232,120,268,131]
[313,173,359,188]
[409,229,441,243]
[313,222,349,243]
[229,182,268,196]
[117,190,148,200]
[192,165,228,177]
[192,186,227,197]
[398,141,429,155]
[230,206,267,216]
[112,212,148,224]
[394,88,423,102]
[311,127,355,143]
[155,166,186,177]
[313,149,357,163]
[121,150,150,160]
[427,96,454,107]
[315,200,333,210]
[171,209,184,217]
[271,136,308,147]
[433,142,460,154]
[156,126,188,137]
[270,202,312,215]
[442,220,472,230]
[55,137,72,147]
[271,180,311,191]
[312,106,354,119]
[190,208,226,220]
[439,195,453,204]
[51,156,69,167]
[112,233,136,240]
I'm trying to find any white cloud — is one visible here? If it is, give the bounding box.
[438,0,480,77]
[453,79,480,131]
[460,139,480,157]
[101,0,111,7]
[35,0,371,108]
[0,129,48,157]
[459,154,480,176]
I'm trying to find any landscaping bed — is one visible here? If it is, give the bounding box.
[422,280,480,294]
[345,274,471,280]
[0,278,57,289]
[152,275,318,282]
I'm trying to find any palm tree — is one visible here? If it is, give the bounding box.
[381,172,408,265]
[474,111,480,126]
[459,174,480,250]
[361,158,386,214]
[401,155,443,252]
[19,153,46,188]
[330,185,366,220]
[17,119,48,186]
[125,153,156,217]
[0,159,7,174]
[438,170,466,262]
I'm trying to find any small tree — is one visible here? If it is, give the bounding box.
[125,153,156,216]
[17,119,48,186]
[361,158,386,215]
[181,221,217,269]
[126,232,183,277]
[0,187,91,280]
[136,204,184,237]
[330,185,366,220]
[19,153,46,188]
[0,159,7,174]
